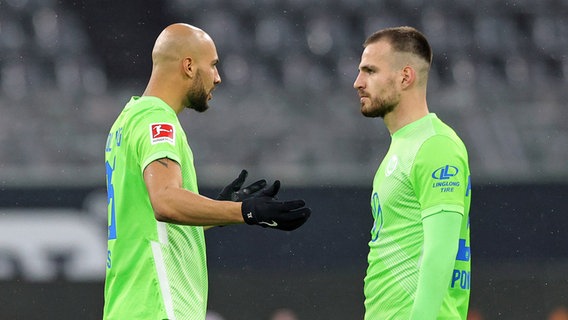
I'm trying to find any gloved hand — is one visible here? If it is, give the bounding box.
[217,170,267,201]
[241,180,311,231]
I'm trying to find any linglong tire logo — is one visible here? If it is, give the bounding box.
[432,165,459,180]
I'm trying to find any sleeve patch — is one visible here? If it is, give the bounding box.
[431,165,461,193]
[150,123,175,145]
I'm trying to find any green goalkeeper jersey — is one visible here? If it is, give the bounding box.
[364,114,471,319]
[103,96,207,320]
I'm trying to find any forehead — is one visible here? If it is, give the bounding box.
[359,40,393,66]
[198,37,219,61]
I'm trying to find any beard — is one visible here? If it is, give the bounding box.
[361,79,399,118]
[361,96,397,118]
[186,70,210,113]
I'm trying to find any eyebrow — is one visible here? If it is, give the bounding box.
[359,64,376,72]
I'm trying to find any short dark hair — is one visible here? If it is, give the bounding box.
[364,26,432,66]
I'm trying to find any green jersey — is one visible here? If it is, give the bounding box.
[364,114,471,319]
[103,96,207,320]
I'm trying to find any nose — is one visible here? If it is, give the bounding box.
[353,72,363,89]
[214,67,221,85]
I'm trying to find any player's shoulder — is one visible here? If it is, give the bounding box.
[418,115,468,154]
[427,115,464,142]
[127,96,172,113]
[427,114,454,132]
[124,96,177,124]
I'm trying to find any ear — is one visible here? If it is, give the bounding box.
[183,57,193,78]
[400,65,416,89]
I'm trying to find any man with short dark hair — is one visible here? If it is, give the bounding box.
[354,26,471,319]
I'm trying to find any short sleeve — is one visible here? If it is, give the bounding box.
[130,111,183,173]
[410,135,469,219]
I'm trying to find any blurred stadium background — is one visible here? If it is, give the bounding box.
[0,0,567,319]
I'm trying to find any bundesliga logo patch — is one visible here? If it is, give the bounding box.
[150,123,175,145]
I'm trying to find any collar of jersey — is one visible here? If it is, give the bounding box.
[130,96,176,115]
[392,113,437,139]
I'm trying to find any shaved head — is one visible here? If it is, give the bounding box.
[152,23,213,67]
[144,23,221,113]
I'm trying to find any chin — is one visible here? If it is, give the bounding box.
[187,100,210,113]
[361,105,374,117]
[362,107,384,118]
[194,105,210,113]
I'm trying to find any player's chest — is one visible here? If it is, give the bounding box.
[373,152,416,207]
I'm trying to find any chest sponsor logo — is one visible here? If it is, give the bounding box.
[150,123,175,145]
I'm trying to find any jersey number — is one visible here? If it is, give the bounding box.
[370,192,383,242]
[106,157,117,240]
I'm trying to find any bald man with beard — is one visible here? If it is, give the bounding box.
[103,24,311,319]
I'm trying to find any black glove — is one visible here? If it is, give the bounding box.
[217,170,267,201]
[241,180,311,231]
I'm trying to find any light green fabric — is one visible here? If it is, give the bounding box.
[410,211,462,320]
[364,114,471,320]
[103,96,207,320]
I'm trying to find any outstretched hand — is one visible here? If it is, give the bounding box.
[217,169,267,202]
[241,180,311,231]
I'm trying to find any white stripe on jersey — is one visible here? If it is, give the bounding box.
[151,241,176,320]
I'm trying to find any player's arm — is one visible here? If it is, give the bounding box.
[409,134,469,319]
[144,157,243,226]
[144,157,311,230]
[409,210,461,320]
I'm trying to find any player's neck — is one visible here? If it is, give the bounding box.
[142,82,184,115]
[384,100,429,135]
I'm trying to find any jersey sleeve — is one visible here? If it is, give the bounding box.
[409,211,462,319]
[131,110,183,173]
[410,135,469,219]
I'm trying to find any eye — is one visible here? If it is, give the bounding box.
[361,66,375,74]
